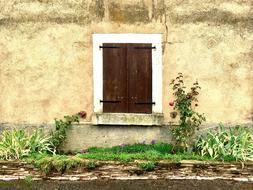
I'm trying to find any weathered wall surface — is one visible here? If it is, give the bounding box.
[63,124,172,151]
[0,0,252,126]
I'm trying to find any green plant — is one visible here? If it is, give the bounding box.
[138,162,155,171]
[0,129,53,160]
[170,73,205,151]
[26,144,214,174]
[77,143,209,162]
[0,111,86,160]
[49,114,80,153]
[195,125,253,161]
[24,175,33,184]
[86,160,96,170]
[87,143,173,154]
[0,129,29,160]
[144,150,162,160]
[30,154,85,174]
[29,129,54,154]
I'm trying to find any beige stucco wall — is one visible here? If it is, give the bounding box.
[0,0,252,126]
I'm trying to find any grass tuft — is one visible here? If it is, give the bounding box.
[87,143,173,154]
[86,160,96,170]
[138,162,155,171]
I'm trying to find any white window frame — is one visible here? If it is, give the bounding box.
[92,34,163,114]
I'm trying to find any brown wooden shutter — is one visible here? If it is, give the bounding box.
[102,43,127,113]
[102,43,152,114]
[127,44,152,113]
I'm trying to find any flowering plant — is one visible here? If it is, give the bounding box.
[170,73,205,152]
[49,111,86,153]
[150,139,156,145]
[78,111,87,119]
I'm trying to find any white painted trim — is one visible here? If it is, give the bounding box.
[92,34,163,113]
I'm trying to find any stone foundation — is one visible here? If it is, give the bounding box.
[0,160,253,180]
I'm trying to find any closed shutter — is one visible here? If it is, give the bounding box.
[103,43,127,113]
[127,44,152,113]
[102,43,152,114]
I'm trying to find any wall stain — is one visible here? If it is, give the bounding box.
[108,2,150,23]
[1,2,251,30]
[0,43,11,63]
[89,0,105,21]
[0,0,105,26]
[152,0,166,22]
[0,15,91,26]
[170,8,253,30]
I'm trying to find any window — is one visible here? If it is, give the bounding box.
[93,34,162,114]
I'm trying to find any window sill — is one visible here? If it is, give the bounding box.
[92,113,164,126]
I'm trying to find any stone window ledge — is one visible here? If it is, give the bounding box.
[92,113,164,126]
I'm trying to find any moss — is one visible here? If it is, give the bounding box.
[24,175,33,184]
[0,181,33,189]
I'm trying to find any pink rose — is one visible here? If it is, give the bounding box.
[169,101,174,107]
[78,111,87,119]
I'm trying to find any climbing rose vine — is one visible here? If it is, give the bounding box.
[170,73,206,152]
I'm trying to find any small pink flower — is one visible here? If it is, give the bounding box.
[78,111,87,119]
[169,101,174,107]
[119,144,126,148]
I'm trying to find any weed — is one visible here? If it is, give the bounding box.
[86,160,96,170]
[138,162,155,171]
[27,154,85,174]
[24,175,33,184]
